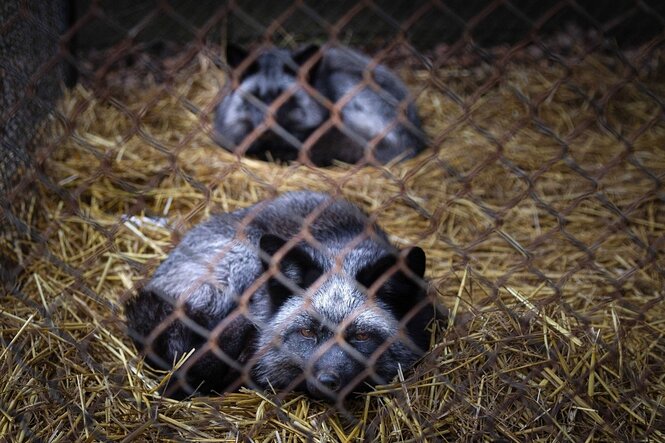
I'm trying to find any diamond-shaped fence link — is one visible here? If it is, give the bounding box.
[1,0,664,441]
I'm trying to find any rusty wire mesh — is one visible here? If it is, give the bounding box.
[1,0,664,441]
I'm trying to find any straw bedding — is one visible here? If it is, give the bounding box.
[1,43,664,441]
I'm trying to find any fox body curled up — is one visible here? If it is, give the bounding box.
[125,191,434,401]
[213,44,425,166]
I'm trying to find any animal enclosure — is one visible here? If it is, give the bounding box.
[1,1,664,441]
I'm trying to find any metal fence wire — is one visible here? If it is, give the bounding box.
[1,0,664,441]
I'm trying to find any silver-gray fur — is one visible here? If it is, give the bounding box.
[125,191,432,400]
[213,44,426,166]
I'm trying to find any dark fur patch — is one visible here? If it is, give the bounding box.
[259,234,323,309]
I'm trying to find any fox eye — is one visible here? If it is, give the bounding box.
[353,331,370,342]
[300,328,316,338]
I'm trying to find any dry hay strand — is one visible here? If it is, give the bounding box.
[1,43,664,441]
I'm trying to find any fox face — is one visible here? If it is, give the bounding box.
[214,45,327,161]
[251,233,429,400]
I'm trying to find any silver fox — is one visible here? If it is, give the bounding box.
[125,191,433,400]
[213,44,426,166]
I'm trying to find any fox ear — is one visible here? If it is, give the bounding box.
[259,234,322,308]
[356,247,426,286]
[292,44,321,82]
[356,247,427,317]
[226,44,248,68]
[404,247,426,279]
[292,44,320,65]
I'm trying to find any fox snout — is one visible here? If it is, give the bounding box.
[306,343,368,400]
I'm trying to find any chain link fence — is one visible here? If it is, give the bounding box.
[1,1,664,441]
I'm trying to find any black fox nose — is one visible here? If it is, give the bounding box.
[317,372,341,392]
